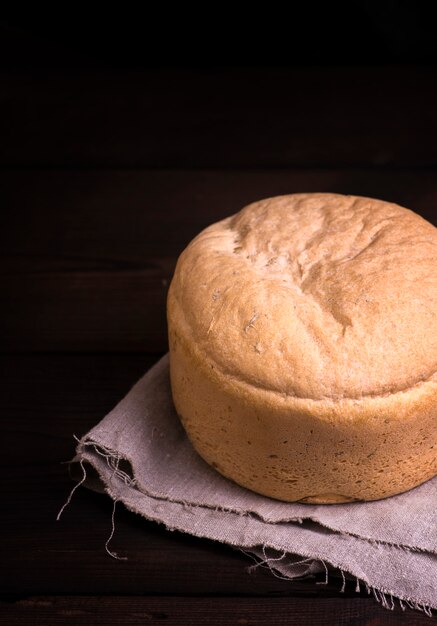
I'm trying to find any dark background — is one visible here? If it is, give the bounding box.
[1,2,437,68]
[1,3,437,173]
[1,3,436,624]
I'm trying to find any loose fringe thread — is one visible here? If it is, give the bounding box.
[56,441,129,561]
[92,443,137,488]
[316,559,329,586]
[105,499,128,561]
[243,550,433,617]
[242,547,294,581]
[56,459,87,521]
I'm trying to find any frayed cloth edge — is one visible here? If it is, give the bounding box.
[77,438,435,553]
[65,441,436,615]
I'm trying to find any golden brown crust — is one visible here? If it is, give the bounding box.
[167,193,437,502]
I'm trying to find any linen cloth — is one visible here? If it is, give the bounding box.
[73,355,437,613]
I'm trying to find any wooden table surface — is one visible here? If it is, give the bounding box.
[1,66,436,625]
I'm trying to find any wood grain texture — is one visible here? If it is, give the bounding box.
[0,596,431,625]
[0,355,159,465]
[1,168,436,352]
[1,67,437,168]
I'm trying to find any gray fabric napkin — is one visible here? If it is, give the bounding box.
[73,355,436,614]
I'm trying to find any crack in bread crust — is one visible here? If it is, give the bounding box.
[171,317,437,403]
[170,193,437,400]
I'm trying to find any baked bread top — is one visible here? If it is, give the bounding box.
[170,193,437,401]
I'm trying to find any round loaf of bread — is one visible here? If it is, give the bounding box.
[167,193,437,503]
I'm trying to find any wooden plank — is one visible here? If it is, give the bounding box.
[1,169,436,352]
[1,270,169,352]
[0,355,160,465]
[2,169,436,262]
[0,596,430,625]
[1,67,437,168]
